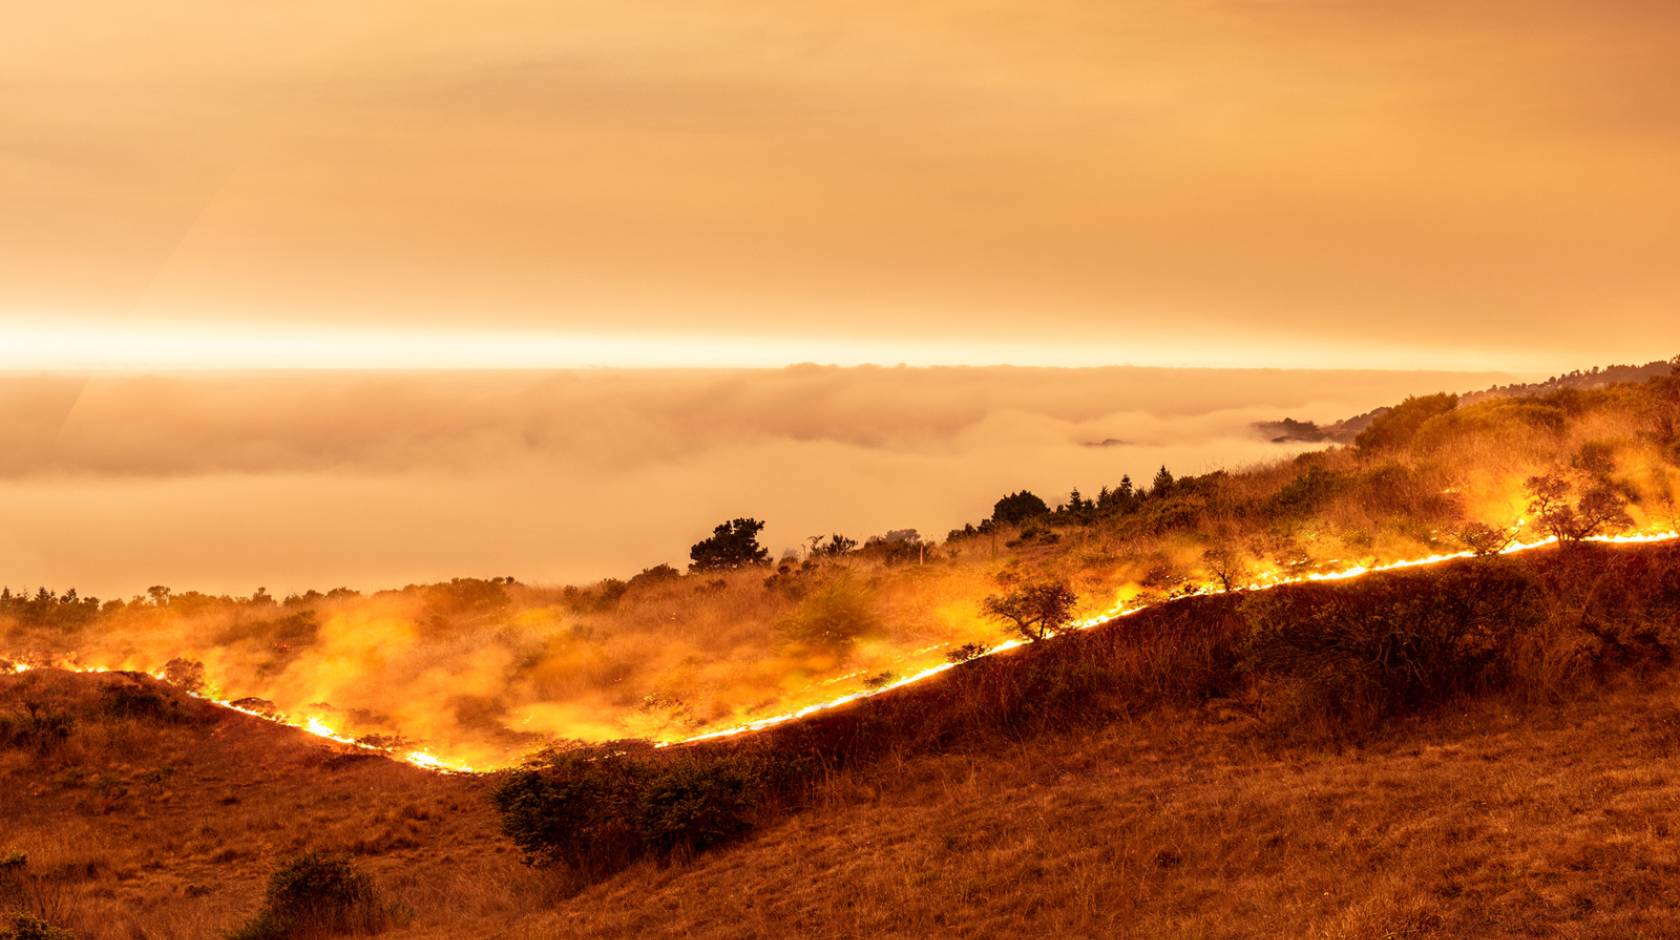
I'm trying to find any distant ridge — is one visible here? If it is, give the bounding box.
[1257,357,1679,443]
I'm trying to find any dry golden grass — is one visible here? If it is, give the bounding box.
[509,680,1680,938]
[0,670,537,939]
[13,660,1680,937]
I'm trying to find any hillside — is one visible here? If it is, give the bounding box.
[1258,356,1679,443]
[8,364,1680,936]
[532,681,1680,938]
[0,668,524,938]
[10,543,1680,937]
[7,362,1680,771]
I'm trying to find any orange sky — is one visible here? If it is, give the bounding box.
[3,1,1679,369]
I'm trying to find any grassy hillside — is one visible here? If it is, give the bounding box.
[6,364,1680,936]
[5,363,1678,770]
[9,542,1680,937]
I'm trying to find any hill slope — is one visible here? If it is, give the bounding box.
[13,654,1680,938]
[529,682,1680,938]
[0,669,530,938]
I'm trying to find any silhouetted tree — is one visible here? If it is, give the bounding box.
[688,518,771,572]
[1201,546,1248,592]
[810,534,858,558]
[863,529,926,565]
[1151,466,1175,497]
[982,582,1079,642]
[1458,522,1516,557]
[991,491,1049,526]
[1526,473,1632,545]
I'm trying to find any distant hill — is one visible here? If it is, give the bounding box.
[1258,357,1678,443]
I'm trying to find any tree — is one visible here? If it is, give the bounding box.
[1201,546,1248,592]
[863,529,927,565]
[1526,474,1632,545]
[810,534,857,558]
[1151,465,1175,497]
[991,491,1049,526]
[688,518,771,572]
[1354,393,1458,452]
[1458,522,1516,557]
[981,582,1079,642]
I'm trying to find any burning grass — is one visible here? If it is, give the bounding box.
[496,539,1680,884]
[4,369,1680,770]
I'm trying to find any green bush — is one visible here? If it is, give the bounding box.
[639,759,755,861]
[492,753,648,879]
[780,576,878,651]
[495,750,768,880]
[229,853,388,940]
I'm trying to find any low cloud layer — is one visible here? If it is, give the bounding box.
[0,367,1510,597]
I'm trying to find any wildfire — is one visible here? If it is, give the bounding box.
[0,656,474,774]
[659,527,1680,747]
[5,528,1677,768]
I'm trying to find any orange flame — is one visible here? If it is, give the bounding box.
[7,528,1677,768]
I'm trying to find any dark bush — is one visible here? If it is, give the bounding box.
[229,853,389,940]
[0,704,73,754]
[946,643,988,664]
[0,913,73,940]
[1236,562,1540,736]
[99,682,179,722]
[639,758,755,861]
[493,753,649,879]
[496,749,767,879]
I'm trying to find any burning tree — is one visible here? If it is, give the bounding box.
[982,582,1079,642]
[1458,522,1517,557]
[1525,473,1632,545]
[1201,545,1250,592]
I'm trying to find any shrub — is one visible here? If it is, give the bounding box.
[638,758,755,861]
[946,643,988,664]
[1267,466,1341,517]
[982,582,1079,642]
[780,576,878,651]
[1354,393,1458,452]
[99,682,178,722]
[0,705,73,754]
[1235,562,1540,737]
[496,749,768,880]
[0,913,72,940]
[1458,522,1515,557]
[493,753,648,879]
[229,853,389,940]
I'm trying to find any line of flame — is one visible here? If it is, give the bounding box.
[0,658,472,773]
[658,529,1680,747]
[6,528,1676,768]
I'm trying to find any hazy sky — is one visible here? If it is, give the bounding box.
[4,1,1679,370]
